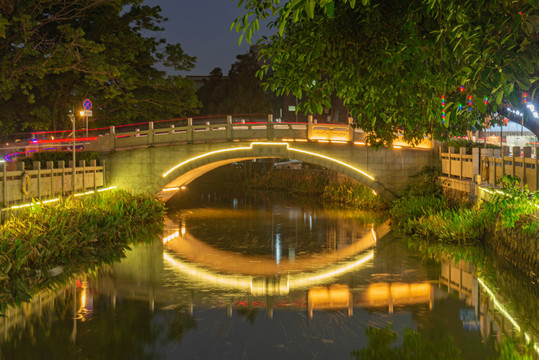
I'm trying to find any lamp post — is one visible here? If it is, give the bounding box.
[70,113,76,194]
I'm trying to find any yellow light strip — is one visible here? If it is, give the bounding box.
[1,186,117,211]
[163,231,179,244]
[330,140,348,144]
[354,142,365,145]
[162,141,375,183]
[288,147,375,181]
[163,187,180,192]
[317,139,329,143]
[295,139,308,142]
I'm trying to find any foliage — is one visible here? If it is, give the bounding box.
[321,179,388,210]
[232,0,539,147]
[408,206,492,245]
[197,47,273,115]
[497,337,535,360]
[0,0,199,135]
[390,194,448,236]
[19,151,102,170]
[0,190,165,310]
[243,168,330,195]
[351,323,461,360]
[484,175,539,232]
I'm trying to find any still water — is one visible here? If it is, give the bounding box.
[1,187,538,359]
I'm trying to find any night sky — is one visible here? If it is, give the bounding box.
[145,0,274,76]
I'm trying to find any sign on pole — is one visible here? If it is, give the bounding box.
[83,99,93,110]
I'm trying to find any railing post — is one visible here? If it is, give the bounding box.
[79,160,86,191]
[187,118,193,144]
[90,159,97,190]
[17,162,25,202]
[459,148,466,179]
[33,161,41,200]
[523,146,531,187]
[46,161,54,199]
[109,126,116,150]
[448,147,454,178]
[226,115,232,141]
[59,160,66,195]
[307,115,313,141]
[101,159,106,188]
[147,121,154,146]
[267,114,274,141]
[512,146,520,181]
[472,148,480,183]
[502,145,509,178]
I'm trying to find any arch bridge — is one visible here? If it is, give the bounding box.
[80,115,437,201]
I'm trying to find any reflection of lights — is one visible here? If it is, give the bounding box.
[372,190,377,196]
[477,277,519,331]
[290,251,374,289]
[393,145,402,149]
[163,250,374,295]
[371,227,377,242]
[181,186,186,190]
[477,277,539,355]
[163,187,179,192]
[162,141,376,182]
[163,231,179,244]
[181,225,186,236]
[275,233,281,265]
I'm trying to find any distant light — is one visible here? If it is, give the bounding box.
[79,110,85,117]
[180,186,187,190]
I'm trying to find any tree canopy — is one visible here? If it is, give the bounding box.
[0,0,199,136]
[233,0,539,146]
[197,47,273,115]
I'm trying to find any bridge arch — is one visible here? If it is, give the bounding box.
[159,142,394,201]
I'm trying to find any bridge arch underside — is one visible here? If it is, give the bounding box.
[158,143,397,202]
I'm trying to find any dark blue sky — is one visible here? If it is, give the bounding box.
[145,0,274,75]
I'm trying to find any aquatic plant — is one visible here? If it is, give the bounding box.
[0,190,165,310]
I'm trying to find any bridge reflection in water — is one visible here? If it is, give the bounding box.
[1,224,537,356]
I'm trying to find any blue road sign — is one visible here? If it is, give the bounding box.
[83,99,92,110]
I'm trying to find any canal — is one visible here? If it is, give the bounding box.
[0,183,537,359]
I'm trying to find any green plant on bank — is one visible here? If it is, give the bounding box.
[321,180,388,211]
[243,170,331,196]
[19,151,102,169]
[0,190,165,310]
[485,175,539,233]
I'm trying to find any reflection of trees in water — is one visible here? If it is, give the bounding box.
[167,205,383,257]
[351,323,462,360]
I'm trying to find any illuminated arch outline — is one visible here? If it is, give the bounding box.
[162,141,375,182]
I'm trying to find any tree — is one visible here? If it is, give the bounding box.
[0,0,199,135]
[232,0,539,147]
[197,47,272,115]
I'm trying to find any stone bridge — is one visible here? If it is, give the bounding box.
[80,115,436,202]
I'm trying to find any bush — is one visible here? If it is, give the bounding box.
[0,190,165,308]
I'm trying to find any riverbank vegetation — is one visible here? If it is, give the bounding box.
[0,190,165,311]
[390,168,539,281]
[243,169,388,211]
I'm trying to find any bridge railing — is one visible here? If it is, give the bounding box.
[82,115,369,152]
[0,160,104,208]
[440,146,539,192]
